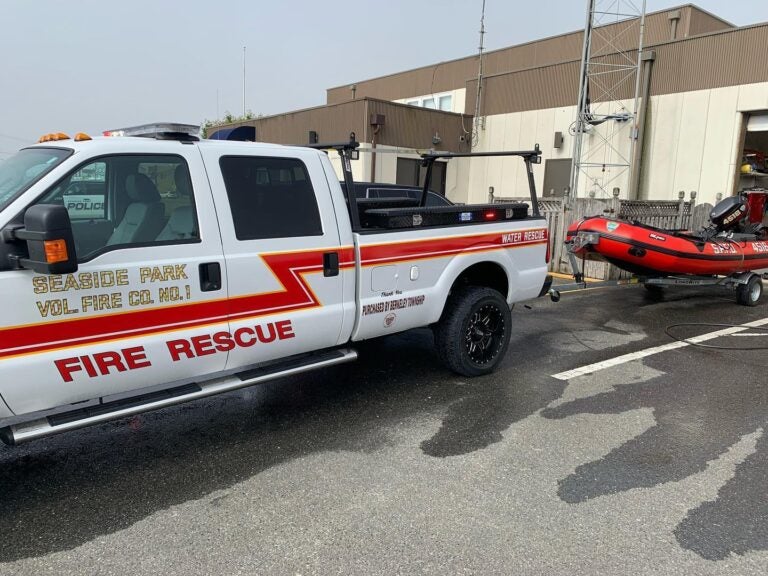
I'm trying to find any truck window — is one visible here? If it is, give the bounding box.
[219,156,323,240]
[0,148,71,213]
[63,161,107,220]
[35,154,199,260]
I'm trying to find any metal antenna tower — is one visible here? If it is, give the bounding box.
[471,0,487,146]
[569,0,646,198]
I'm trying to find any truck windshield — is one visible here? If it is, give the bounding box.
[0,148,71,213]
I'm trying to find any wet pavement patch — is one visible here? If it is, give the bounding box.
[542,325,768,560]
[675,428,768,560]
[419,374,565,458]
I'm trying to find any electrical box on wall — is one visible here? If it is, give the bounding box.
[554,131,564,149]
[370,114,385,127]
[308,130,319,144]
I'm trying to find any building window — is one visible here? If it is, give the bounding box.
[402,93,453,112]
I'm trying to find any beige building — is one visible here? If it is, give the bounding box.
[212,4,768,207]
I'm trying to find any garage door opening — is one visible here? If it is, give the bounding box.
[738,112,768,195]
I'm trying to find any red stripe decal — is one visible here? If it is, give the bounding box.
[359,228,547,265]
[0,230,545,359]
[0,247,356,359]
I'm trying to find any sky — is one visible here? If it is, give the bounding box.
[0,0,766,155]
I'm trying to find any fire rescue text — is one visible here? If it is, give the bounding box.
[54,319,295,382]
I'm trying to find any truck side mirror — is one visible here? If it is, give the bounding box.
[11,204,78,274]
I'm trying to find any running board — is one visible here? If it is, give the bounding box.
[0,348,357,445]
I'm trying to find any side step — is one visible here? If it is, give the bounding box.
[0,348,357,445]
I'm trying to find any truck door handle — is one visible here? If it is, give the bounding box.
[199,262,222,292]
[323,252,339,277]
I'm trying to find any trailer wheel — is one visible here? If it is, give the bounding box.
[643,283,664,300]
[434,287,511,377]
[737,275,763,306]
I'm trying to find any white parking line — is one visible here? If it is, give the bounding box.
[551,317,768,381]
[731,333,768,337]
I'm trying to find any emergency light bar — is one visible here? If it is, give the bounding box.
[103,123,200,141]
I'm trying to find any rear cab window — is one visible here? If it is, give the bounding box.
[219,156,322,240]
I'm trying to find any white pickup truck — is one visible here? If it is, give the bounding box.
[0,124,550,444]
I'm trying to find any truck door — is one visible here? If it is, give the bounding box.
[201,147,348,370]
[0,150,227,416]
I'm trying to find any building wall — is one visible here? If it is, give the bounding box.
[643,82,768,203]
[688,6,734,36]
[459,82,768,206]
[464,102,633,204]
[325,6,731,105]
[463,23,768,120]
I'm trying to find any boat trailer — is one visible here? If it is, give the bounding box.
[548,240,767,307]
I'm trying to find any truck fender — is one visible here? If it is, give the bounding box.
[427,249,518,325]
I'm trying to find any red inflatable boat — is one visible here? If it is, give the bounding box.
[567,191,768,276]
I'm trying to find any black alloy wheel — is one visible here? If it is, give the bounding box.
[434,286,512,376]
[465,303,506,365]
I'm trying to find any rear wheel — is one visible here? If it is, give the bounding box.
[737,274,763,306]
[434,287,511,377]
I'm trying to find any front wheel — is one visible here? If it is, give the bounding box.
[737,274,763,306]
[434,286,512,377]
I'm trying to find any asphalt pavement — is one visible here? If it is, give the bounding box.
[1,281,767,575]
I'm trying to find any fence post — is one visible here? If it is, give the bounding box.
[676,190,686,229]
[610,187,621,216]
[488,186,495,204]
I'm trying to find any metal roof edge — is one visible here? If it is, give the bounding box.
[213,97,472,131]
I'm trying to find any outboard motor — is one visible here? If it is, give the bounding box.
[710,195,748,232]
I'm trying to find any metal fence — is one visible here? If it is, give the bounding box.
[491,191,712,279]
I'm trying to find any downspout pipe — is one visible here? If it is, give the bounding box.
[370,125,380,183]
[667,10,681,40]
[629,50,656,200]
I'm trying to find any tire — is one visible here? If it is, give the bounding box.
[434,286,512,377]
[736,275,763,306]
[643,283,664,300]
